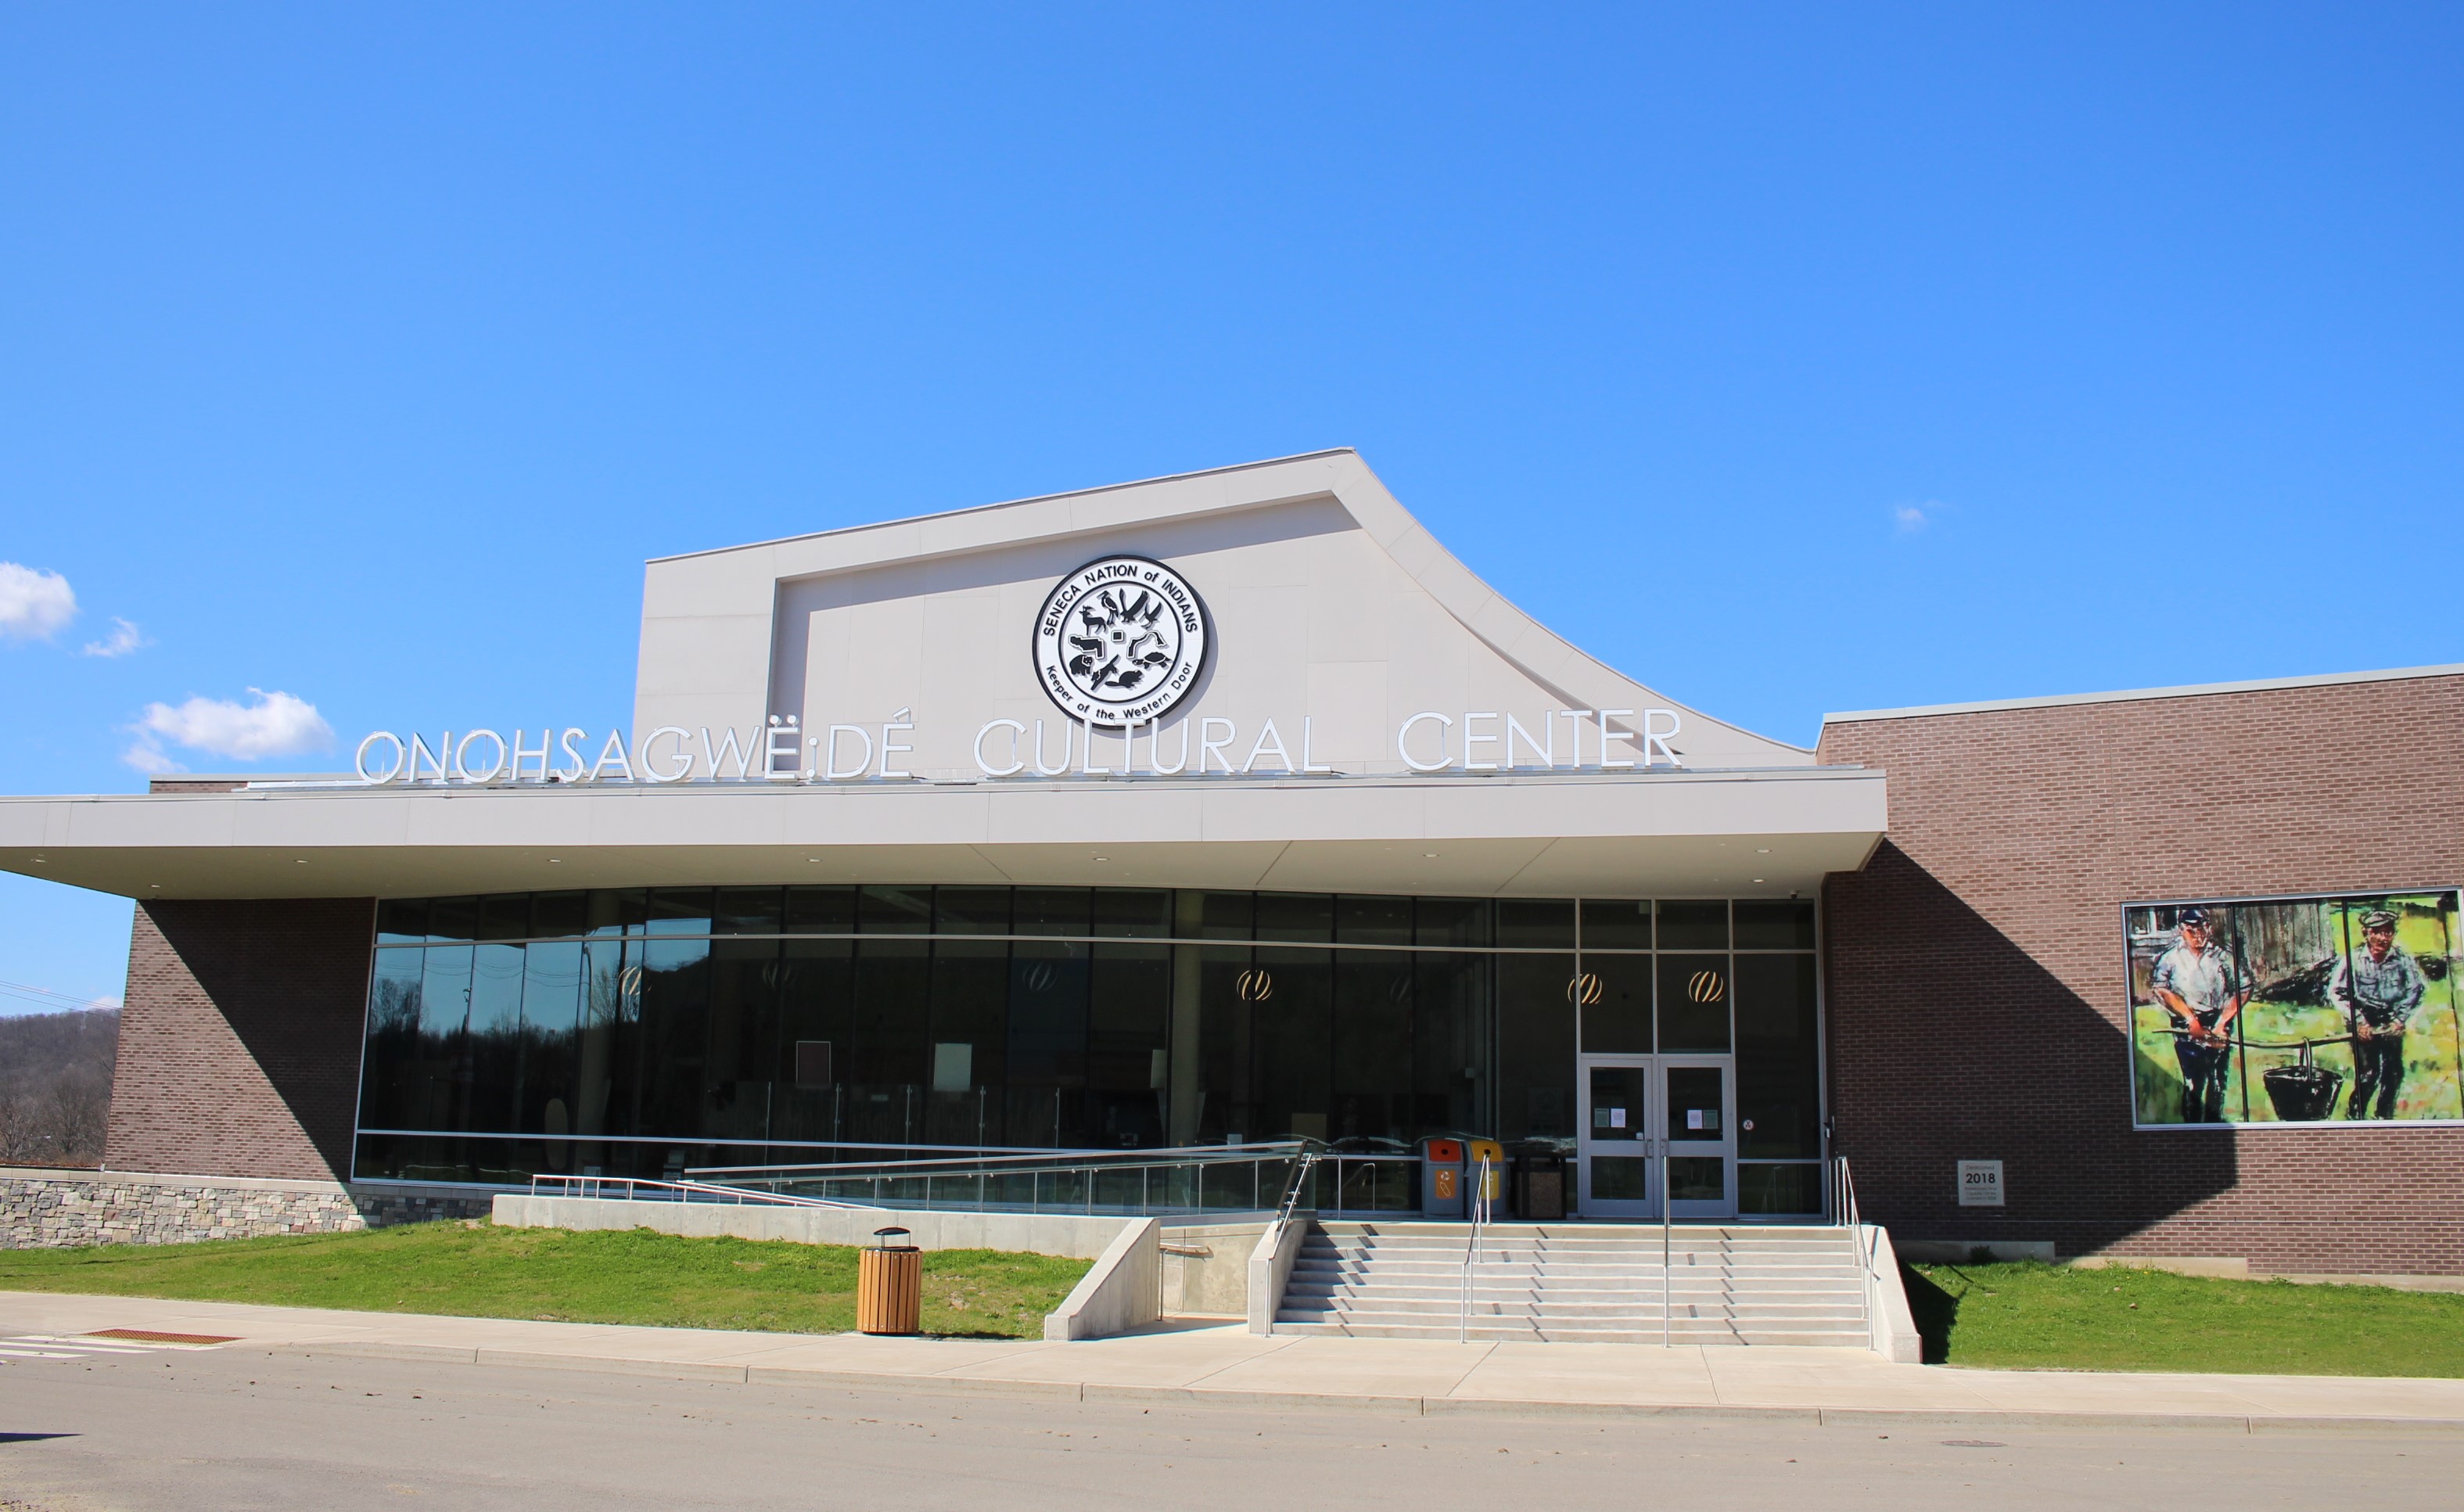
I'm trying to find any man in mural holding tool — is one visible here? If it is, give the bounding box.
[2150,907,2251,1123]
[2332,907,2427,1120]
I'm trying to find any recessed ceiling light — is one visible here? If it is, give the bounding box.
[1752,878,1765,884]
[1756,848,1771,854]
[547,858,561,864]
[1092,856,1109,862]
[295,859,307,865]
[1424,853,1439,859]
[806,857,820,864]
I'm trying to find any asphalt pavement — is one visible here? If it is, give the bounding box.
[4,1345,2462,1511]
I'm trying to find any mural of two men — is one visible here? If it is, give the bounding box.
[2129,891,2459,1126]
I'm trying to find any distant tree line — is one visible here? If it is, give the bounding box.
[0,1008,117,1168]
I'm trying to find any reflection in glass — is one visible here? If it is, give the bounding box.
[1578,954,1653,1053]
[1658,954,1733,1051]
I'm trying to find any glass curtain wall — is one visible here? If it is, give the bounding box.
[354,886,1824,1209]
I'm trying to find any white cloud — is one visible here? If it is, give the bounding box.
[133,688,333,761]
[1892,504,1930,533]
[81,617,149,659]
[0,562,77,641]
[120,738,185,775]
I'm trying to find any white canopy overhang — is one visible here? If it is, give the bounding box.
[0,765,1884,903]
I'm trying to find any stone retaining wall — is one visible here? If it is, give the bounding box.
[2,1167,495,1249]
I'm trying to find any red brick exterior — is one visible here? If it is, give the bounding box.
[106,899,376,1181]
[1819,671,2464,1274]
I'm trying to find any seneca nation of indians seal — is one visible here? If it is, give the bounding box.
[1033,555,1209,728]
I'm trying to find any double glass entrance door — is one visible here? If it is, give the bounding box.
[1577,1055,1735,1219]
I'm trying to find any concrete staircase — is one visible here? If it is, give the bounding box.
[1273,1220,1871,1346]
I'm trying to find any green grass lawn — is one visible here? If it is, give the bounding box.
[1906,1261,2464,1377]
[0,1222,1090,1338]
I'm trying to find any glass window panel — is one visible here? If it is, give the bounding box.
[1590,1156,1649,1201]
[477,893,530,943]
[705,939,781,1140]
[627,939,710,1137]
[1579,899,1653,951]
[428,897,480,943]
[1740,1163,1825,1216]
[530,891,588,939]
[858,885,933,934]
[1088,944,1170,1147]
[375,899,428,946]
[1496,899,1575,950]
[1668,1156,1726,1202]
[849,940,930,1142]
[1413,898,1491,949]
[1666,1065,1725,1141]
[1734,900,1817,950]
[1197,891,1254,941]
[415,944,475,1130]
[1578,954,1653,1053]
[357,949,429,1130]
[933,887,1010,936]
[1658,954,1733,1051]
[1254,893,1332,943]
[1735,954,1822,1158]
[1013,888,1090,937]
[517,942,584,1158]
[785,885,855,934]
[1657,900,1729,950]
[715,887,785,935]
[1332,949,1413,1144]
[1412,952,1490,1141]
[586,889,643,937]
[928,939,1008,1146]
[645,888,713,935]
[1248,946,1332,1140]
[1091,889,1171,939]
[465,943,527,1132]
[1497,952,1575,1142]
[1008,940,1090,1147]
[1335,896,1412,947]
[771,938,853,1143]
[576,939,633,1140]
[1193,945,1254,1143]
[1587,1065,1650,1141]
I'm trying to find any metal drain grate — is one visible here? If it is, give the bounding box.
[81,1329,238,1347]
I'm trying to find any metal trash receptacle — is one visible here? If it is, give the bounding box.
[1511,1151,1566,1221]
[1464,1139,1506,1208]
[857,1225,923,1335]
[1420,1137,1466,1217]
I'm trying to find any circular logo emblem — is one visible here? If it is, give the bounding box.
[1033,555,1209,727]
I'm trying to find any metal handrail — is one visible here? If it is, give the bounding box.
[1457,1154,1493,1344]
[697,1140,1306,1183]
[1833,1155,1877,1346]
[1274,1146,1324,1226]
[689,1140,1320,1219]
[527,1173,864,1208]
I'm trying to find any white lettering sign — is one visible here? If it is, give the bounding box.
[351,706,1687,785]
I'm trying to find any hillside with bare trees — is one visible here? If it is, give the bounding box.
[0,1008,117,1167]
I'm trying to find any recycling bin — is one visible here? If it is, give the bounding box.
[857,1225,923,1335]
[1464,1138,1507,1208]
[1419,1137,1466,1217]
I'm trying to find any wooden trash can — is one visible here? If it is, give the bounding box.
[857,1226,922,1335]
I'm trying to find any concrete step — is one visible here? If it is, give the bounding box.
[1270,1319,1871,1346]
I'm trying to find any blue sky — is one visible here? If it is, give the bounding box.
[3,5,2459,1012]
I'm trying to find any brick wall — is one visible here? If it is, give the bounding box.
[106,898,376,1182]
[1819,671,2464,1274]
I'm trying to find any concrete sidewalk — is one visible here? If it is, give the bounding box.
[5,1290,2461,1433]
